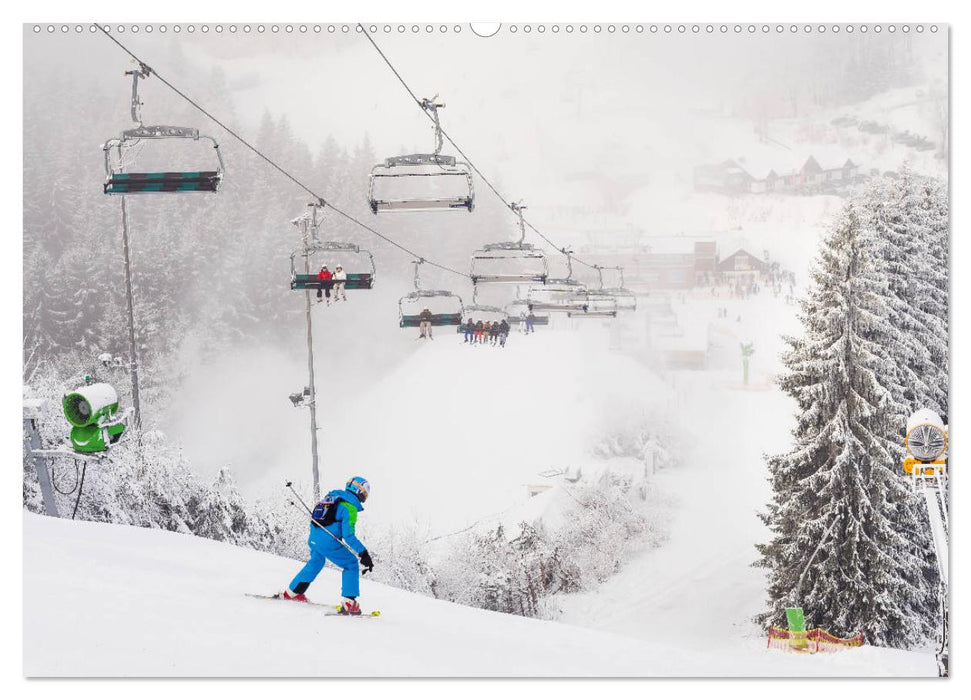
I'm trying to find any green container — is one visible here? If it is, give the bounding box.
[786,607,809,650]
[785,607,807,631]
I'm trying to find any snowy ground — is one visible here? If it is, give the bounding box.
[247,320,673,536]
[22,513,937,677]
[21,289,939,678]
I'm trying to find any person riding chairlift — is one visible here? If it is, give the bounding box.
[418,308,434,340]
[463,317,475,344]
[316,265,334,305]
[499,318,510,348]
[333,265,347,302]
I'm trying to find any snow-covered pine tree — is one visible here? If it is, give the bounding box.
[858,170,949,418]
[756,203,938,648]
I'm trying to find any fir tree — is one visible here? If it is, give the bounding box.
[857,171,948,418]
[757,204,939,648]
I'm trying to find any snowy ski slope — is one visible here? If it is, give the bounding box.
[22,513,936,677]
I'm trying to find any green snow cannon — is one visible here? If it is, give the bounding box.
[62,382,126,453]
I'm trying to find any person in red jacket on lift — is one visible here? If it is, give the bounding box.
[316,265,334,306]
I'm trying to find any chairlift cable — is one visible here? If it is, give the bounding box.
[358,25,602,271]
[95,24,469,281]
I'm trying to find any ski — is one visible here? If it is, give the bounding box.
[324,606,381,618]
[245,592,332,609]
[245,593,380,616]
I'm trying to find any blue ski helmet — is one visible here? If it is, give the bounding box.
[346,476,370,502]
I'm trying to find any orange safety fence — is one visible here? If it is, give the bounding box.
[767,626,864,653]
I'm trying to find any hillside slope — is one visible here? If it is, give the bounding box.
[250,322,671,535]
[23,514,934,677]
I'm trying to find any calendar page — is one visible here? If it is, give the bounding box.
[22,22,949,678]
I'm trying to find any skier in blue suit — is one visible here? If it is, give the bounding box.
[283,476,374,615]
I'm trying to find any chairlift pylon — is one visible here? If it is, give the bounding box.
[399,260,465,328]
[470,202,548,284]
[103,65,224,194]
[368,97,474,214]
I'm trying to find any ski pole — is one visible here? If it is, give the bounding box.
[286,481,369,575]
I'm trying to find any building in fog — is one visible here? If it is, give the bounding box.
[581,238,719,292]
[695,151,860,195]
[716,249,768,279]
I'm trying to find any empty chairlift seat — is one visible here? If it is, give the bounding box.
[367,97,474,214]
[470,243,548,284]
[527,281,589,313]
[593,265,637,312]
[369,157,474,213]
[606,288,638,312]
[567,291,619,318]
[103,125,225,195]
[470,201,548,283]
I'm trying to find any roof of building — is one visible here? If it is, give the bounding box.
[717,248,768,272]
[716,145,859,181]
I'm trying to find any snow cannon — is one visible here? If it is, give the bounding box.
[904,408,947,477]
[62,383,127,453]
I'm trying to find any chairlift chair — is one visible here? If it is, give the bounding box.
[456,288,508,333]
[291,241,376,292]
[103,66,224,194]
[470,202,548,284]
[505,290,550,327]
[596,266,637,312]
[526,249,588,313]
[368,97,474,214]
[399,260,465,328]
[567,291,619,318]
[568,265,619,318]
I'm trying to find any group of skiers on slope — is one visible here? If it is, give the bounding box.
[463,318,511,347]
[283,476,374,616]
[315,264,348,306]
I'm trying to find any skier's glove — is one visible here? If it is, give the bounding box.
[359,549,374,574]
